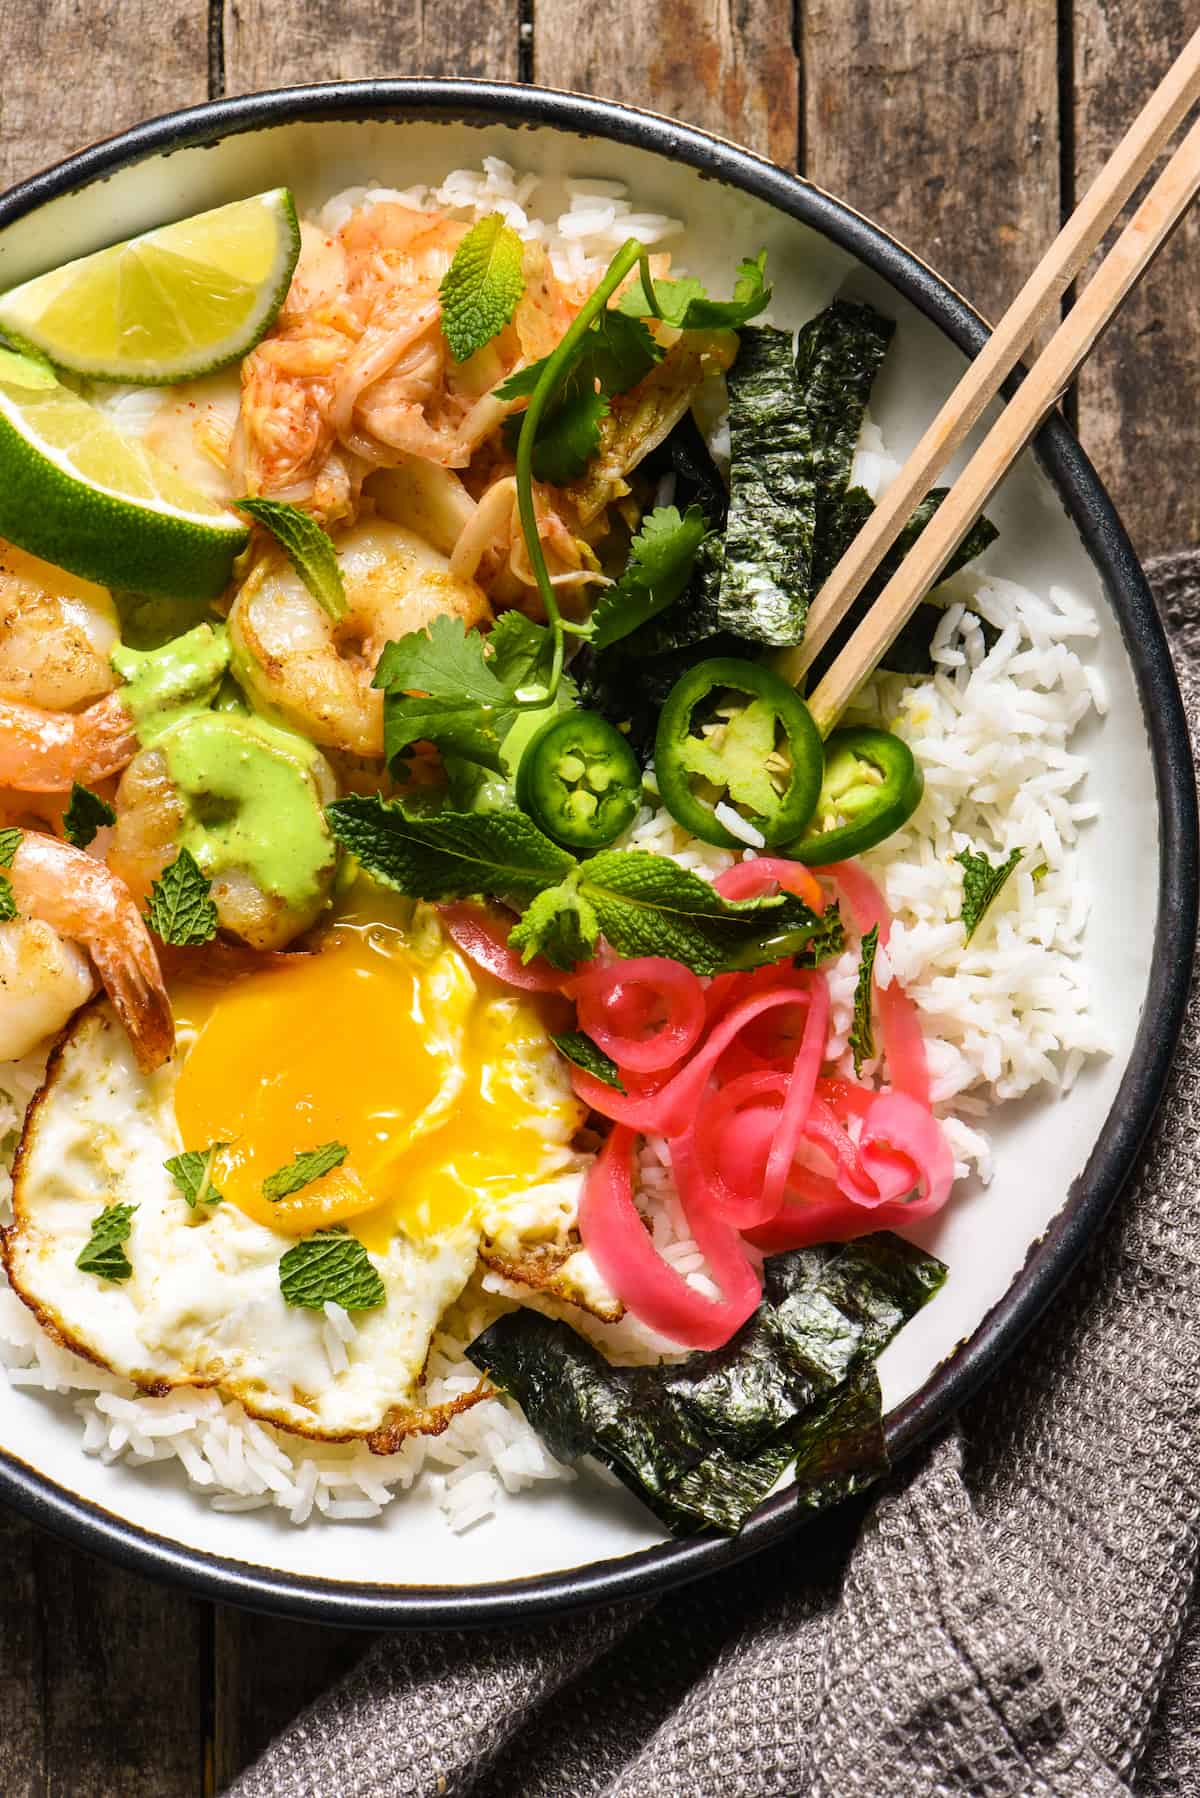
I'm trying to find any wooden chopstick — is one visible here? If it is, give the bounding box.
[773,23,1200,694]
[801,108,1200,737]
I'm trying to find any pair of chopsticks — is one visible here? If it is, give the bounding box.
[776,27,1200,736]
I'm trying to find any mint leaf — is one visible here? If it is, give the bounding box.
[238,498,347,623]
[76,1203,136,1282]
[63,783,116,849]
[579,851,827,975]
[509,876,599,970]
[500,310,663,482]
[279,1229,386,1312]
[164,1143,228,1209]
[588,505,709,651]
[551,1029,626,1092]
[798,902,845,969]
[850,924,879,1076]
[439,213,526,362]
[145,847,218,946]
[0,880,15,924]
[374,613,522,770]
[326,797,575,902]
[617,250,771,331]
[263,1141,349,1203]
[955,846,1021,941]
[0,827,21,868]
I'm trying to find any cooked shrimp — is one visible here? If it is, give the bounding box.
[109,731,339,953]
[0,692,137,794]
[0,541,120,711]
[0,919,96,1063]
[7,832,173,1070]
[228,518,491,756]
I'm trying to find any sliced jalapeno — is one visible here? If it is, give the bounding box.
[787,726,924,864]
[653,657,823,849]
[516,709,642,849]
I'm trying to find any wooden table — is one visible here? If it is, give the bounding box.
[0,2,1194,1791]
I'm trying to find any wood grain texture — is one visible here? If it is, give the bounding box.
[0,0,207,188]
[802,0,1060,333]
[534,0,799,166]
[223,0,519,92]
[1074,2,1199,557]
[31,1537,208,1797]
[0,1510,44,1798]
[211,1610,364,1790]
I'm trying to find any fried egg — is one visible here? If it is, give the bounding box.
[3,906,592,1447]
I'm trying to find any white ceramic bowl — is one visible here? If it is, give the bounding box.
[0,82,1193,1626]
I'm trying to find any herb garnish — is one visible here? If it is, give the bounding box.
[263,1141,350,1203]
[76,1203,136,1283]
[164,1144,228,1210]
[374,613,527,772]
[326,795,834,976]
[0,825,19,923]
[145,847,218,946]
[439,213,526,362]
[550,1030,626,1093]
[850,923,879,1076]
[279,1228,386,1312]
[616,250,770,332]
[956,846,1021,941]
[238,498,347,623]
[63,783,116,849]
[588,505,710,652]
[500,309,663,483]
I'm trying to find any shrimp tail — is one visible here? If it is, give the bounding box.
[87,935,176,1072]
[0,692,138,793]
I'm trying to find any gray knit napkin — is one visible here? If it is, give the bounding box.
[229,552,1200,1798]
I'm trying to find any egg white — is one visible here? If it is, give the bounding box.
[3,996,593,1446]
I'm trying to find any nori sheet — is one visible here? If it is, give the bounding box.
[795,299,895,536]
[466,1233,946,1537]
[714,326,816,647]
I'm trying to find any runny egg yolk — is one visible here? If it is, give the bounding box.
[171,920,578,1253]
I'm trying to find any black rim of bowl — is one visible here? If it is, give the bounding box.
[0,79,1194,1629]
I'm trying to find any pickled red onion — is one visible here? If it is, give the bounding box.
[570,957,706,1074]
[826,860,930,1106]
[713,858,826,912]
[439,903,567,992]
[579,1124,761,1348]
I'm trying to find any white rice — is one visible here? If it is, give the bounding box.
[0,161,1105,1530]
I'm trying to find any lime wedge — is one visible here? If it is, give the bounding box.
[0,350,248,598]
[0,189,300,385]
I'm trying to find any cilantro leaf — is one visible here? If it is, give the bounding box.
[164,1144,228,1209]
[263,1141,349,1203]
[588,505,710,652]
[326,797,575,902]
[76,1204,136,1282]
[551,1029,626,1092]
[850,924,879,1076]
[956,846,1021,941]
[617,250,771,331]
[279,1230,386,1313]
[439,213,526,362]
[499,311,663,483]
[63,783,116,849]
[509,877,599,970]
[374,614,523,770]
[486,611,556,694]
[145,848,218,946]
[238,498,347,622]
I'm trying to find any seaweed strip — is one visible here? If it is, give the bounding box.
[714,327,815,647]
[795,299,895,533]
[467,1233,946,1536]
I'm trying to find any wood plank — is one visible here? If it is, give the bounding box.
[34,1535,208,1797]
[802,0,1061,335]
[0,1508,44,1798]
[1073,2,1199,558]
[223,0,520,93]
[211,1609,364,1790]
[534,0,799,166]
[0,0,208,189]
